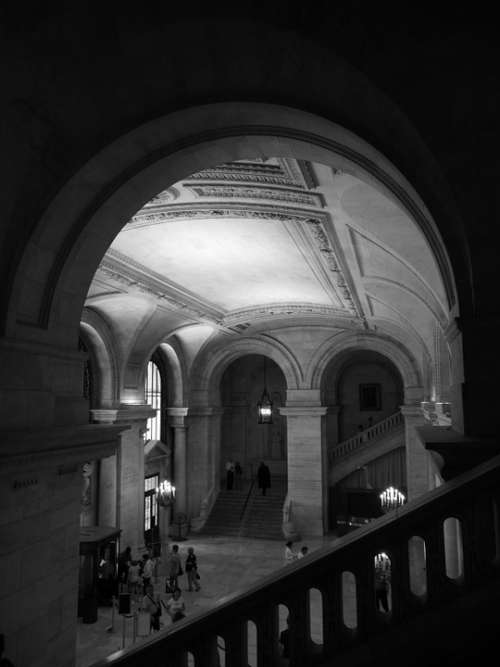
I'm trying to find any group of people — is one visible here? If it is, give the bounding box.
[284,541,309,563]
[226,459,272,496]
[116,543,202,633]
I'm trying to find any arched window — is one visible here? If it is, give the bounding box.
[145,360,162,442]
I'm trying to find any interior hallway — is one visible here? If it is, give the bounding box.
[76,534,336,666]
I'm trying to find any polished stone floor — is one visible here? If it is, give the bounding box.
[76,534,336,667]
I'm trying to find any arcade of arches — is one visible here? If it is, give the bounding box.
[2,13,498,666]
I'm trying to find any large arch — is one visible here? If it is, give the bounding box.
[7,103,459,351]
[311,330,424,405]
[189,334,302,406]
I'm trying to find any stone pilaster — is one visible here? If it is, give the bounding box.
[280,403,328,537]
[401,404,429,500]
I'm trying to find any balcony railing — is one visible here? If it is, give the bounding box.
[329,411,403,462]
[91,452,500,667]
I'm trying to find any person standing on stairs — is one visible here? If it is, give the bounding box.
[234,461,243,490]
[225,459,235,490]
[257,461,271,496]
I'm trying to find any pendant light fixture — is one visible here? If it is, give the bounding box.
[257,356,273,424]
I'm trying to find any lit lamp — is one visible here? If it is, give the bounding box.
[379,486,405,513]
[156,480,175,560]
[156,479,176,507]
[257,357,273,424]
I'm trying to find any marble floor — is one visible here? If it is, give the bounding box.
[76,534,337,667]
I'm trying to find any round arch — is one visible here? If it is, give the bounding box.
[7,103,459,349]
[80,308,120,408]
[189,335,302,407]
[310,331,424,405]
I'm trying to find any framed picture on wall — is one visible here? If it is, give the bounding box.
[359,383,381,411]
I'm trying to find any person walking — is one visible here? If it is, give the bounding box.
[127,559,142,598]
[165,544,183,593]
[185,546,201,592]
[257,461,271,496]
[234,461,243,490]
[141,553,154,595]
[117,546,132,589]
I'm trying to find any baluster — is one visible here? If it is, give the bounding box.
[256,604,280,667]
[287,588,310,667]
[224,618,248,667]
[322,566,347,657]
[422,519,448,606]
[389,538,412,622]
[191,633,220,667]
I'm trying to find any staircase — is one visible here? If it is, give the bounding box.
[240,475,286,539]
[197,486,249,537]
[329,411,404,486]
[198,476,287,540]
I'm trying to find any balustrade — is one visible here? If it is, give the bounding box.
[330,411,403,462]
[92,453,500,667]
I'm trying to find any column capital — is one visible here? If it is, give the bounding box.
[280,406,328,417]
[167,407,189,428]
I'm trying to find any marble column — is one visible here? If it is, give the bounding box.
[401,404,430,500]
[280,403,328,537]
[186,407,223,520]
[167,407,189,517]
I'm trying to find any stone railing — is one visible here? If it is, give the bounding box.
[329,411,403,462]
[91,453,500,667]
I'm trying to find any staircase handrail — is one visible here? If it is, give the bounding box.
[91,452,500,666]
[239,475,256,522]
[330,410,404,462]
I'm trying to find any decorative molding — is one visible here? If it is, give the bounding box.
[222,302,355,325]
[143,187,179,207]
[185,159,302,188]
[125,201,331,228]
[186,183,324,208]
[99,249,224,323]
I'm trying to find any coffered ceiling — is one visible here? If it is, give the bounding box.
[86,157,451,360]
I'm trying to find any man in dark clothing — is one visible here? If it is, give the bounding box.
[257,461,271,496]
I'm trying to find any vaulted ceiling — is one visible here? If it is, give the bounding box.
[86,157,451,366]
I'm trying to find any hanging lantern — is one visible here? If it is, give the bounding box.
[257,387,273,424]
[257,356,273,424]
[156,479,176,507]
[379,486,406,513]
